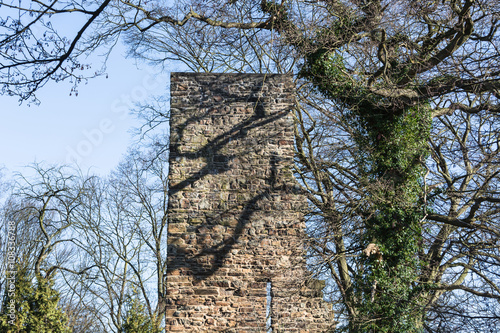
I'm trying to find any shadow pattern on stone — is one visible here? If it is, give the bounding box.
[166,73,333,332]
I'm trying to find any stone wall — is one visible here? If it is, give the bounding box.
[166,73,333,332]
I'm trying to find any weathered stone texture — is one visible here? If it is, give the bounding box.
[166,73,333,332]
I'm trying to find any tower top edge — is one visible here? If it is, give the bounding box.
[170,72,293,78]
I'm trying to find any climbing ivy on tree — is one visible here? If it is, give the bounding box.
[301,48,431,332]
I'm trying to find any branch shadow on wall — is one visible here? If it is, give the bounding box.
[166,98,299,281]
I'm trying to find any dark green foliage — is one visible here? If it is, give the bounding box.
[260,1,290,33]
[120,292,158,333]
[0,267,71,333]
[302,47,431,332]
[0,266,32,332]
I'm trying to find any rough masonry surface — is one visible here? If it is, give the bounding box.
[166,73,333,332]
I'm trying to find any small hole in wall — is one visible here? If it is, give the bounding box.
[255,101,265,118]
[266,281,272,332]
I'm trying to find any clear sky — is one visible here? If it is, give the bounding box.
[0,45,177,178]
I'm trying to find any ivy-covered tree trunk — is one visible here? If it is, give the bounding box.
[301,50,431,332]
[351,107,431,332]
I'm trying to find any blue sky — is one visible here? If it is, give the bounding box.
[0,45,176,178]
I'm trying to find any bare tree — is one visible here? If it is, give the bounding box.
[0,165,92,279]
[0,150,169,332]
[0,164,95,332]
[65,145,169,332]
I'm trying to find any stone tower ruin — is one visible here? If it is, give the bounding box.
[166,73,332,332]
